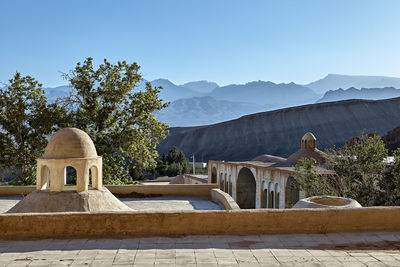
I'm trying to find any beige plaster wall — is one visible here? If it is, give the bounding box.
[210,189,240,210]
[0,207,399,239]
[105,184,218,196]
[0,184,218,197]
[0,186,36,196]
[182,175,208,184]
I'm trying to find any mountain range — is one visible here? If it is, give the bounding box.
[316,87,400,103]
[157,97,400,161]
[155,96,265,127]
[39,74,400,126]
[305,74,400,94]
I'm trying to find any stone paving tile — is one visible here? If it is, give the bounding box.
[0,232,399,266]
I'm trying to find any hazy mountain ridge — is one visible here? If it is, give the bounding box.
[156,96,266,127]
[31,74,400,127]
[306,74,400,94]
[181,80,219,93]
[43,86,71,102]
[150,79,202,102]
[210,81,318,107]
[157,97,400,161]
[317,86,400,103]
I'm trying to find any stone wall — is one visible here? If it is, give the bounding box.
[0,185,218,197]
[0,207,399,239]
[210,189,240,210]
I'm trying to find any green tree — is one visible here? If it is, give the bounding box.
[156,146,190,177]
[294,157,336,197]
[62,58,169,184]
[295,133,390,206]
[0,73,67,184]
[379,148,400,206]
[327,133,388,206]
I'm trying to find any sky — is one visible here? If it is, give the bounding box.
[0,0,399,87]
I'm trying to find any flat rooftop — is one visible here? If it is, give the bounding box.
[0,232,399,266]
[0,195,223,213]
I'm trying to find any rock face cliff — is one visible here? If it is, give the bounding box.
[157,97,400,161]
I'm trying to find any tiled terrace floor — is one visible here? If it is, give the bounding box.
[0,232,399,266]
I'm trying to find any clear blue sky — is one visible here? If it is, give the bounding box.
[0,0,399,87]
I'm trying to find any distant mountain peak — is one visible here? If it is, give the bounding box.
[317,86,400,103]
[182,80,219,93]
[151,78,174,85]
[306,74,400,94]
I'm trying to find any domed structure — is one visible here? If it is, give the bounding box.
[37,128,102,193]
[8,127,133,213]
[44,128,97,159]
[286,132,327,165]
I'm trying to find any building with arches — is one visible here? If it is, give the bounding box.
[208,132,334,209]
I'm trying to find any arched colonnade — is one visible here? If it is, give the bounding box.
[208,161,301,209]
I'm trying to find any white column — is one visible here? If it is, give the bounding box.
[255,168,261,209]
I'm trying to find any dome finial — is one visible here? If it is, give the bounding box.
[301,132,316,150]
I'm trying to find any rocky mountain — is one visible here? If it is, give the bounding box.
[316,87,400,103]
[156,96,266,127]
[150,79,201,102]
[181,80,219,93]
[157,97,400,161]
[306,74,400,94]
[210,81,318,107]
[43,86,71,102]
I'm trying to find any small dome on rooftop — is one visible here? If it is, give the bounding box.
[286,148,327,165]
[301,132,317,150]
[302,132,316,141]
[287,132,326,165]
[43,128,97,159]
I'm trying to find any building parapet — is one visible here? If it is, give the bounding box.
[0,207,399,239]
[210,189,240,210]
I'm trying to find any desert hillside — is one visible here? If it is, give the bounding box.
[157,97,400,161]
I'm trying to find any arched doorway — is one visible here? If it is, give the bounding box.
[285,176,300,208]
[211,167,217,183]
[39,165,50,189]
[236,167,256,209]
[89,165,99,189]
[64,166,77,186]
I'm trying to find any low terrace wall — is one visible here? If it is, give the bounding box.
[210,189,240,210]
[0,184,218,197]
[0,207,399,239]
[107,184,217,196]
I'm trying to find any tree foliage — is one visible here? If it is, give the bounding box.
[0,73,67,184]
[327,133,388,206]
[294,133,400,206]
[156,146,190,177]
[0,58,169,185]
[379,148,400,206]
[294,158,335,197]
[61,58,169,184]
